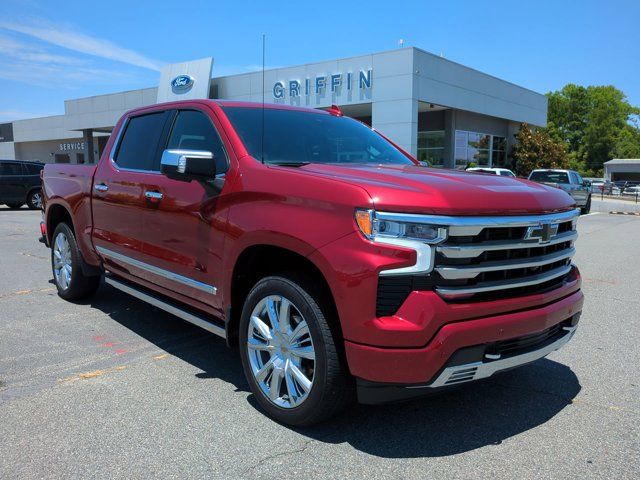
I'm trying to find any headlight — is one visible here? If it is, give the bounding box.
[355,209,447,243]
[355,209,448,275]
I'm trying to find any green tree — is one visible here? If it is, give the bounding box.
[547,84,640,172]
[612,125,640,159]
[512,123,569,176]
[546,84,589,154]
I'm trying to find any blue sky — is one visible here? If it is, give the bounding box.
[0,0,638,122]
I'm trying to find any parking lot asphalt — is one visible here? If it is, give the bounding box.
[0,208,638,479]
[592,197,640,214]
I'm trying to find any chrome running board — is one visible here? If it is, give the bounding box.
[104,275,226,339]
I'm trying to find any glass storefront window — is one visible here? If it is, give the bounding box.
[455,131,468,148]
[493,136,506,151]
[474,150,490,166]
[418,131,445,166]
[455,130,507,169]
[492,150,506,167]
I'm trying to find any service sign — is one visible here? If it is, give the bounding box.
[59,141,85,152]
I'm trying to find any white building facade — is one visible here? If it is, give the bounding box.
[0,47,547,169]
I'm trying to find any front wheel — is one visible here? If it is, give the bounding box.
[51,223,101,300]
[239,275,352,426]
[581,196,591,215]
[5,202,23,209]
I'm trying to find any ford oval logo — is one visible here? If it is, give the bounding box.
[171,74,194,92]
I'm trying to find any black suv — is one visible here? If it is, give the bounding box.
[0,160,44,209]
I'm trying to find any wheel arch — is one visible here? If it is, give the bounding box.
[227,244,342,351]
[46,202,74,242]
[26,185,42,199]
[46,202,102,277]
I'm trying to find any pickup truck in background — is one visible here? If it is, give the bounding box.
[41,100,583,426]
[528,169,591,214]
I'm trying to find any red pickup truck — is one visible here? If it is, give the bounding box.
[41,100,583,425]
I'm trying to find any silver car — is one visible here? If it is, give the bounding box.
[528,169,591,214]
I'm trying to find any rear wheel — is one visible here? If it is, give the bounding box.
[581,196,591,214]
[5,202,23,209]
[51,223,101,300]
[27,189,43,210]
[239,275,352,426]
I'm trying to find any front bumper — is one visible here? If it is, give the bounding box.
[355,315,579,404]
[427,323,577,388]
[345,288,583,392]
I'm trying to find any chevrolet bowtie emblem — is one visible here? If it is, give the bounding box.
[524,222,558,244]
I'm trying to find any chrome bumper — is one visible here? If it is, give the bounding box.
[410,325,578,390]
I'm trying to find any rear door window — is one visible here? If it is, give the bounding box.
[0,163,24,176]
[569,172,579,185]
[114,112,169,171]
[166,110,229,174]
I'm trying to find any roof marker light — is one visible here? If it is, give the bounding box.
[327,104,343,116]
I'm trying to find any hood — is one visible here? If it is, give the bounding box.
[295,163,576,215]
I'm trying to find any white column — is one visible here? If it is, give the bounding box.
[0,141,16,160]
[372,99,418,157]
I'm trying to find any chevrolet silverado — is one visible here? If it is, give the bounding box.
[41,100,583,425]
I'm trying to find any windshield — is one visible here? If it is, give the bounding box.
[222,107,414,166]
[529,171,569,184]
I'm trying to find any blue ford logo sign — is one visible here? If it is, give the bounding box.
[171,74,194,92]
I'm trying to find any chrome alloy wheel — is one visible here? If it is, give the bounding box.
[247,295,315,408]
[53,232,72,290]
[31,191,43,209]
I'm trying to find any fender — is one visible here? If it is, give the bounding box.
[221,229,321,304]
[45,198,102,276]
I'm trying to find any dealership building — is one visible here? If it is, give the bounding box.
[603,159,640,182]
[0,47,548,169]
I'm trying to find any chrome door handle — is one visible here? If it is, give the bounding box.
[94,183,109,192]
[144,191,163,200]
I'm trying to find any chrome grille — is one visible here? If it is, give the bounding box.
[433,209,579,300]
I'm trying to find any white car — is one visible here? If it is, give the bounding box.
[622,186,640,196]
[466,167,516,177]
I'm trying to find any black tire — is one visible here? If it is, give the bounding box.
[5,202,23,209]
[51,223,101,301]
[27,189,43,210]
[581,196,591,215]
[239,275,352,426]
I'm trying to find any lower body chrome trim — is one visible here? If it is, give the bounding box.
[96,245,216,295]
[104,276,225,339]
[410,326,577,389]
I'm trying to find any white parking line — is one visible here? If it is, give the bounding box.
[582,212,600,216]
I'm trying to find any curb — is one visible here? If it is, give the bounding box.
[609,211,640,216]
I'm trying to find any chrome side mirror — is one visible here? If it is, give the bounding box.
[160,149,216,179]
